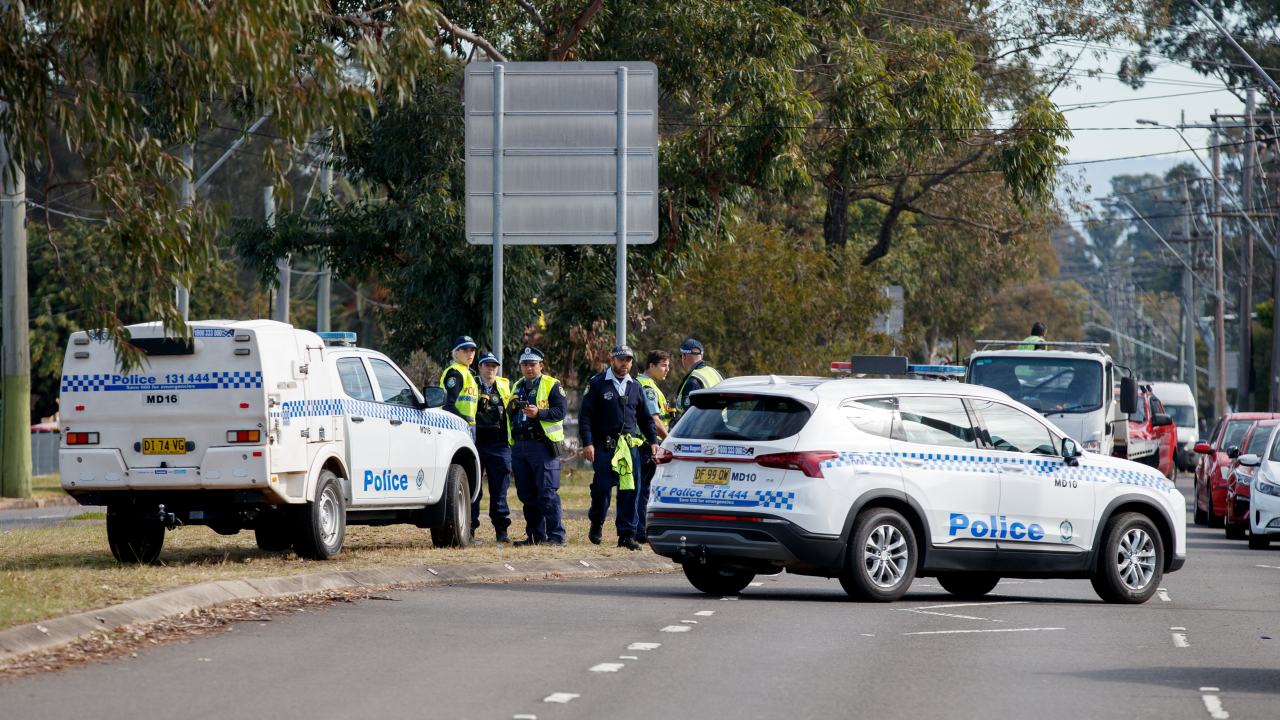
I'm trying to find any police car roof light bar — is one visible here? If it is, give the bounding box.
[317,331,358,347]
[830,355,966,380]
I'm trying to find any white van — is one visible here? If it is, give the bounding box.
[58,320,479,562]
[1148,381,1198,471]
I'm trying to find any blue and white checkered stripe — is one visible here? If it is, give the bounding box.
[755,490,796,510]
[269,398,468,434]
[60,371,263,393]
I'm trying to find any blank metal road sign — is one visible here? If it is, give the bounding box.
[464,61,659,245]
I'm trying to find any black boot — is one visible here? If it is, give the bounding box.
[588,522,603,545]
[496,529,510,543]
[617,534,641,551]
[512,536,539,547]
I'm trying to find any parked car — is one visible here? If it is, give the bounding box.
[1194,412,1280,527]
[1232,427,1280,549]
[1149,382,1198,471]
[1225,420,1280,540]
[1126,386,1177,480]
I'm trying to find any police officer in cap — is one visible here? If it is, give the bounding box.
[580,345,658,550]
[471,351,513,543]
[440,336,479,426]
[508,347,568,546]
[674,337,723,417]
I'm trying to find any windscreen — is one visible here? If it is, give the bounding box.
[674,394,811,442]
[969,357,1104,414]
[1164,404,1196,427]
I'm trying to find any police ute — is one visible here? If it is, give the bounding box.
[646,356,1186,603]
[58,320,480,562]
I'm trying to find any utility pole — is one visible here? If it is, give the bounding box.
[1,123,30,498]
[1238,90,1257,410]
[316,149,332,333]
[176,144,193,323]
[1212,129,1229,418]
[268,186,288,324]
[1181,180,1198,405]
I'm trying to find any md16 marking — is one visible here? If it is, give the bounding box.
[145,394,179,404]
[949,512,1045,541]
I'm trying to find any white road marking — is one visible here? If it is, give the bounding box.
[1256,564,1280,570]
[860,633,876,637]
[427,568,439,575]
[660,625,691,633]
[627,642,661,650]
[1200,689,1229,719]
[720,596,739,601]
[749,582,764,586]
[913,601,1029,611]
[543,693,579,704]
[905,609,1003,622]
[590,663,625,673]
[579,560,591,567]
[619,655,639,660]
[694,610,715,616]
[1171,626,1186,631]
[514,714,538,719]
[504,563,516,571]
[1172,633,1189,648]
[1157,587,1172,602]
[681,620,698,624]
[902,627,1064,636]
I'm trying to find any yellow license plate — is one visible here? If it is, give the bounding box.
[693,466,731,485]
[142,438,188,455]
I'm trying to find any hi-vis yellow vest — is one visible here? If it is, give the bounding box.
[491,376,513,445]
[510,374,564,444]
[440,362,478,423]
[637,374,671,423]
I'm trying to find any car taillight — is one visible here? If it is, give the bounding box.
[756,450,838,478]
[227,430,261,443]
[65,432,99,445]
[653,446,674,465]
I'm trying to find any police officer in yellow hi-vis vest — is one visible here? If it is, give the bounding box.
[635,349,673,544]
[471,351,513,543]
[507,347,568,546]
[440,336,478,425]
[674,337,723,417]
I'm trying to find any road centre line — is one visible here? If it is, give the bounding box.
[1200,688,1229,719]
[627,642,661,650]
[589,663,624,673]
[902,627,1064,636]
[619,655,638,660]
[1256,564,1280,570]
[543,693,580,704]
[514,715,537,719]
[1172,633,1189,648]
[913,601,1029,610]
[1158,587,1172,602]
[694,610,715,616]
[660,625,691,633]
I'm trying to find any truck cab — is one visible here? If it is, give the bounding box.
[965,341,1134,456]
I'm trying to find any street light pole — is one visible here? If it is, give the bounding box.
[1212,131,1228,417]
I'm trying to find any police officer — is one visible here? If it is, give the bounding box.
[673,337,723,417]
[1017,321,1048,350]
[580,345,658,550]
[471,351,513,543]
[440,336,479,426]
[635,350,673,544]
[508,347,568,546]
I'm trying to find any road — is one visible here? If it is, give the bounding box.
[0,504,99,531]
[3,477,1278,720]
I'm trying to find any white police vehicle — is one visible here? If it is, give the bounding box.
[647,357,1186,603]
[1234,426,1280,549]
[59,320,479,562]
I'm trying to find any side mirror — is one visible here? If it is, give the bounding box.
[1240,453,1262,467]
[1061,437,1081,466]
[1152,413,1173,427]
[423,386,447,409]
[1228,445,1241,459]
[1194,440,1212,454]
[1119,376,1137,415]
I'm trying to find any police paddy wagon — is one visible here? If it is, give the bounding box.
[646,357,1186,603]
[58,320,479,562]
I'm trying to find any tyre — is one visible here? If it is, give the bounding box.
[1224,505,1246,540]
[937,573,1000,599]
[431,464,472,548]
[255,515,294,552]
[682,562,756,595]
[1090,512,1164,604]
[1248,533,1271,550]
[293,470,346,560]
[106,507,164,564]
[1193,480,1208,526]
[1206,489,1224,529]
[838,507,917,602]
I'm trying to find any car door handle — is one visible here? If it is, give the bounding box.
[390,419,403,426]
[900,456,925,467]
[351,416,364,423]
[999,463,1026,473]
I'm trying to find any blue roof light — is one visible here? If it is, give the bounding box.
[318,331,358,347]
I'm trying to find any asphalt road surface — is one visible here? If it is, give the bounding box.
[0,504,99,531]
[3,477,1278,720]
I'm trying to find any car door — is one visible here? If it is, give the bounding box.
[969,398,1095,553]
[893,395,1000,551]
[335,356,392,506]
[368,356,435,502]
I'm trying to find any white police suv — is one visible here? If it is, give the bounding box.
[59,320,479,563]
[646,359,1187,603]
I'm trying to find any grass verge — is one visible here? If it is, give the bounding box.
[0,467,651,633]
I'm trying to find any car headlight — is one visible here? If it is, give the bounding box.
[1255,477,1280,497]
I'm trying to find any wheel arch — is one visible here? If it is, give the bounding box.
[1092,494,1178,572]
[449,445,481,502]
[839,490,931,571]
[304,447,349,504]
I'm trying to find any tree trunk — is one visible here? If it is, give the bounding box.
[823,181,849,247]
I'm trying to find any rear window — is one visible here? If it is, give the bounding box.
[674,394,811,442]
[1247,426,1276,457]
[1221,420,1254,451]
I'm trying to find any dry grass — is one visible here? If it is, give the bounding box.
[0,466,647,633]
[27,475,66,501]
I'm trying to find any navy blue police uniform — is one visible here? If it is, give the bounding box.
[579,346,658,548]
[509,348,568,545]
[471,352,512,542]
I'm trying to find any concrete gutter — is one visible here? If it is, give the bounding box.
[0,554,677,664]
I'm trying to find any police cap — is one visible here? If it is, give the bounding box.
[611,344,635,359]
[518,347,544,364]
[451,335,478,352]
[477,351,500,366]
[679,337,704,355]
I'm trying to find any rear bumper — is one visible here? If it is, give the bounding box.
[646,511,845,575]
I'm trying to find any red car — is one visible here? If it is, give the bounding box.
[1126,386,1177,480]
[1225,420,1280,539]
[1195,412,1280,527]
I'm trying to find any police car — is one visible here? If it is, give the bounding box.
[646,357,1187,603]
[58,320,479,562]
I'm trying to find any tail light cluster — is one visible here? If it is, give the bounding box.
[227,430,262,443]
[65,431,99,446]
[653,446,674,465]
[755,451,839,478]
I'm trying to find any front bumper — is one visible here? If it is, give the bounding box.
[1250,490,1280,537]
[647,511,845,575]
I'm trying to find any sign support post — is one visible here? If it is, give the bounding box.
[615,67,628,347]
